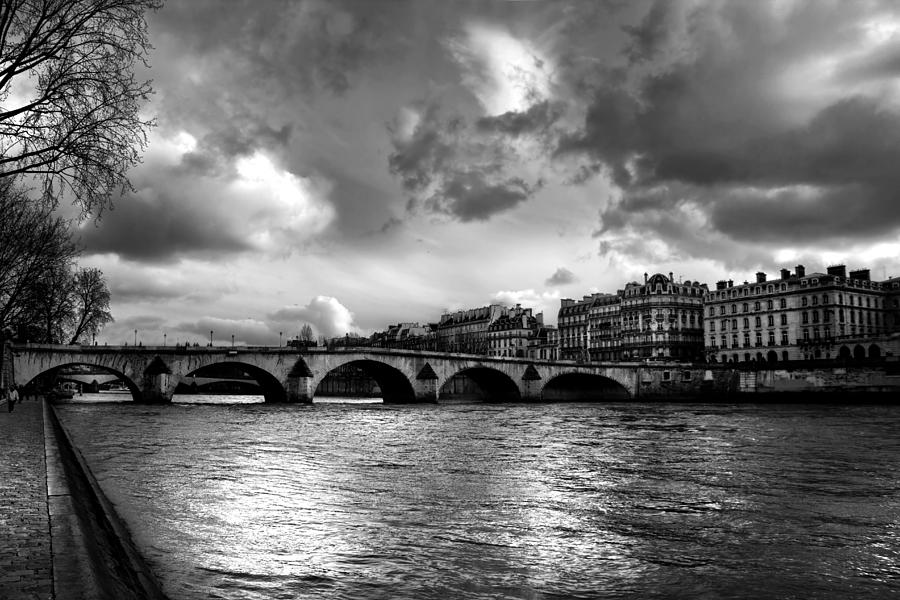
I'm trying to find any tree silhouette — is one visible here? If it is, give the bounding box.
[68,267,113,344]
[0,0,160,215]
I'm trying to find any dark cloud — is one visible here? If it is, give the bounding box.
[80,192,252,262]
[388,100,548,221]
[426,173,535,222]
[545,267,578,287]
[475,101,564,136]
[558,0,900,258]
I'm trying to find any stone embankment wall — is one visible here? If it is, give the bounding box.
[633,365,735,400]
[734,364,900,398]
[45,402,169,599]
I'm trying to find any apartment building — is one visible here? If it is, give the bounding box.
[703,265,891,363]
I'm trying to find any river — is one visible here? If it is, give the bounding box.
[55,395,900,599]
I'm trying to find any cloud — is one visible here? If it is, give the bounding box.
[556,0,900,263]
[387,100,548,222]
[79,132,335,262]
[174,317,275,346]
[447,21,552,115]
[267,296,359,339]
[475,101,564,137]
[491,289,562,324]
[545,267,578,287]
[425,173,537,222]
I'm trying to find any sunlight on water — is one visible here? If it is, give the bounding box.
[55,402,900,600]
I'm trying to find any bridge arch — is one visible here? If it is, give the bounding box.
[20,362,142,402]
[438,366,521,402]
[541,372,630,402]
[311,358,416,403]
[183,361,284,403]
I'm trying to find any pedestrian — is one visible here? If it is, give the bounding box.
[5,386,16,412]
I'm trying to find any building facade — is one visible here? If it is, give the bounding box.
[527,326,559,361]
[557,273,708,362]
[486,306,544,358]
[558,294,601,361]
[703,265,892,363]
[620,274,708,360]
[588,293,623,361]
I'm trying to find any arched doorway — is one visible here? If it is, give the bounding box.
[869,344,882,359]
[767,350,778,363]
[541,373,629,401]
[839,346,851,360]
[854,345,866,360]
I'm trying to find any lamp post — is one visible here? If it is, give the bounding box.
[134,329,137,346]
[163,333,167,347]
[279,332,282,347]
[209,330,213,347]
[231,334,234,348]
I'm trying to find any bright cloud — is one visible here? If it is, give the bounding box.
[448,22,552,115]
[268,296,359,339]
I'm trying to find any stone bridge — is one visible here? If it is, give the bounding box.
[8,344,724,403]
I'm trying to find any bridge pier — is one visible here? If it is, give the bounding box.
[521,380,543,402]
[285,376,314,403]
[413,379,438,403]
[139,373,174,404]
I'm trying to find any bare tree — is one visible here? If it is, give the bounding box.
[68,267,113,344]
[0,0,160,215]
[29,261,75,343]
[299,323,315,342]
[0,178,78,336]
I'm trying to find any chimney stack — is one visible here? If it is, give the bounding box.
[756,272,767,283]
[849,268,870,281]
[716,280,728,290]
[727,279,733,288]
[827,265,847,278]
[795,265,805,278]
[644,272,648,283]
[780,268,791,280]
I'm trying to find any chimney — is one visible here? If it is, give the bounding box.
[669,272,673,281]
[644,272,648,283]
[827,265,847,278]
[780,268,791,280]
[727,280,733,288]
[795,265,805,278]
[849,269,870,281]
[716,280,728,290]
[756,272,767,283]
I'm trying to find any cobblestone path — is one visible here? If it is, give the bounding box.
[0,399,53,600]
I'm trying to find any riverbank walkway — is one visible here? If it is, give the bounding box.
[0,398,53,599]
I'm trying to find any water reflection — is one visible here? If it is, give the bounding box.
[55,401,900,600]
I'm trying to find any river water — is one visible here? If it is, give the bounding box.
[55,396,900,599]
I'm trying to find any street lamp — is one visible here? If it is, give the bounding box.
[279,332,282,347]
[209,330,214,347]
[231,334,234,347]
[134,329,137,346]
[163,333,167,347]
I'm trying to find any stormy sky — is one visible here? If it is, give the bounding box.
[78,0,900,346]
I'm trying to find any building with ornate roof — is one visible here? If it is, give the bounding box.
[620,273,708,360]
[557,273,708,362]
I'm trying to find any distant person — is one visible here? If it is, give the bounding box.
[5,386,17,412]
